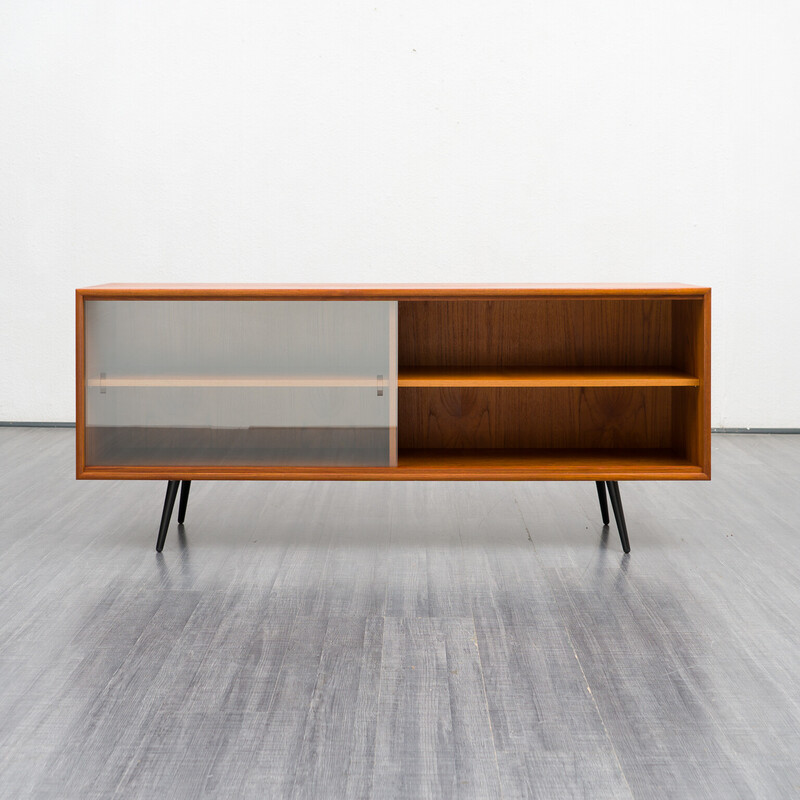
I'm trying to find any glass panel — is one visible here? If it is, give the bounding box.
[84,300,398,467]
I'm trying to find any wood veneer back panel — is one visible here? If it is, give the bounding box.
[398,299,674,368]
[398,387,673,450]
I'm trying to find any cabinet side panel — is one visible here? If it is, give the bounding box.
[703,292,711,473]
[76,291,86,476]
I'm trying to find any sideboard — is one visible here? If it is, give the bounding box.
[76,284,711,553]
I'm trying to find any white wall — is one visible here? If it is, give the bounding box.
[1,0,798,426]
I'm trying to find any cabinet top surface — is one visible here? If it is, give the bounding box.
[78,283,710,298]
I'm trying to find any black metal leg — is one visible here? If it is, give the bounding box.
[177,480,191,524]
[156,480,180,552]
[595,481,610,525]
[606,481,631,554]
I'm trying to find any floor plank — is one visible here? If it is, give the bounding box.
[373,617,502,800]
[291,616,383,800]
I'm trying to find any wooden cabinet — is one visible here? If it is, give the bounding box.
[76,284,710,551]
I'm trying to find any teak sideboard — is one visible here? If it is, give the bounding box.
[76,283,711,553]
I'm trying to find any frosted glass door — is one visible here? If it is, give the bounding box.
[84,300,398,467]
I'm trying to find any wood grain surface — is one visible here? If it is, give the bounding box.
[77,283,709,299]
[397,298,676,368]
[398,387,674,450]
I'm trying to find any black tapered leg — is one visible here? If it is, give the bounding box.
[595,481,610,525]
[156,480,180,552]
[177,480,191,524]
[606,481,631,554]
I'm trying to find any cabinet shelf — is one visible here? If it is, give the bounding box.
[88,369,698,390]
[87,375,388,389]
[398,366,699,388]
[397,448,702,476]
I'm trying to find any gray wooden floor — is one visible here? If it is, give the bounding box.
[1,430,799,799]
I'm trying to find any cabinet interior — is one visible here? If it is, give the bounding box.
[396,298,706,469]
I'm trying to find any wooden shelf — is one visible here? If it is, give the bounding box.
[396,448,703,478]
[87,376,388,389]
[398,366,699,388]
[88,368,698,389]
[89,368,698,390]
